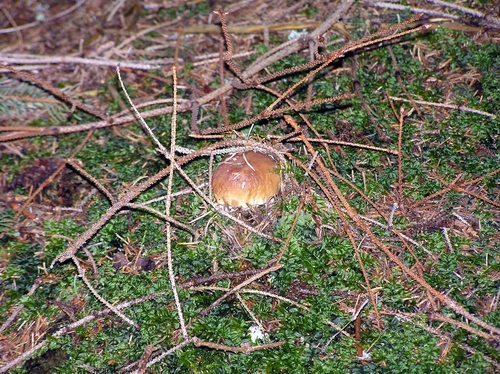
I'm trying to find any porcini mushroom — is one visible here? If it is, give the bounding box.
[211,151,281,208]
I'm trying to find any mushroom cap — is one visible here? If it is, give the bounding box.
[212,151,281,207]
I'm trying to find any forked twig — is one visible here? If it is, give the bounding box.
[197,264,283,318]
[430,172,500,209]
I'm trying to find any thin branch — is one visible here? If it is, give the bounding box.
[128,338,195,374]
[197,265,283,318]
[0,278,42,333]
[0,55,171,70]
[116,65,168,155]
[286,136,398,155]
[66,158,115,203]
[397,106,405,211]
[426,0,500,27]
[388,96,497,118]
[367,1,459,20]
[164,66,188,339]
[276,195,305,264]
[192,337,285,353]
[72,255,139,328]
[124,203,196,235]
[430,172,500,208]
[0,102,191,142]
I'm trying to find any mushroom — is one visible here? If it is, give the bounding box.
[211,151,281,208]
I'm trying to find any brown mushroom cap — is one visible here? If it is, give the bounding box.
[211,151,281,207]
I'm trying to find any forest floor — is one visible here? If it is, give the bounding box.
[1,0,500,373]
